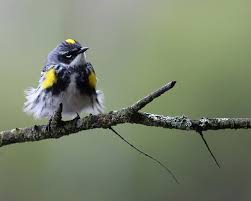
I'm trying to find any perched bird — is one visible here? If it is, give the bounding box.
[24,39,103,118]
[24,39,179,183]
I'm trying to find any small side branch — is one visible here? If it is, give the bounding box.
[0,81,251,148]
[130,81,176,112]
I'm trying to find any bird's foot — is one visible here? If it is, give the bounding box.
[73,112,80,121]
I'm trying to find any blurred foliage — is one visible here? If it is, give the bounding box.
[0,0,251,200]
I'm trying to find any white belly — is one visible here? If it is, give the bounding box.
[62,74,92,116]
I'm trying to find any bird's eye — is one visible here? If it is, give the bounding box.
[65,54,72,59]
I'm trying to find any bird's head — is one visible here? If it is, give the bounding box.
[47,39,89,66]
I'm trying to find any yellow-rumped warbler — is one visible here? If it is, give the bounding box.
[24,39,103,118]
[23,39,179,183]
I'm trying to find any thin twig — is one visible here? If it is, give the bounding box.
[109,127,179,183]
[130,80,176,112]
[197,130,221,168]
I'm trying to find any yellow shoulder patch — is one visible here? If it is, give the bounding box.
[42,68,57,89]
[88,70,97,88]
[65,39,76,44]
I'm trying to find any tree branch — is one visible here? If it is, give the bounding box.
[0,80,250,148]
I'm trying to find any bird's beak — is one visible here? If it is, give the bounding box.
[70,47,88,67]
[78,47,89,54]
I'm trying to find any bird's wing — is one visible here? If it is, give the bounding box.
[39,65,69,95]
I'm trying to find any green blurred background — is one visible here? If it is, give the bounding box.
[0,0,250,200]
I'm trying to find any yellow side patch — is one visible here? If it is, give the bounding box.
[65,39,76,44]
[42,68,57,89]
[88,71,97,88]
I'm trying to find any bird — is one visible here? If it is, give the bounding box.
[24,39,104,118]
[23,39,179,183]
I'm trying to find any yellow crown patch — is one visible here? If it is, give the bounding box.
[65,39,76,44]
